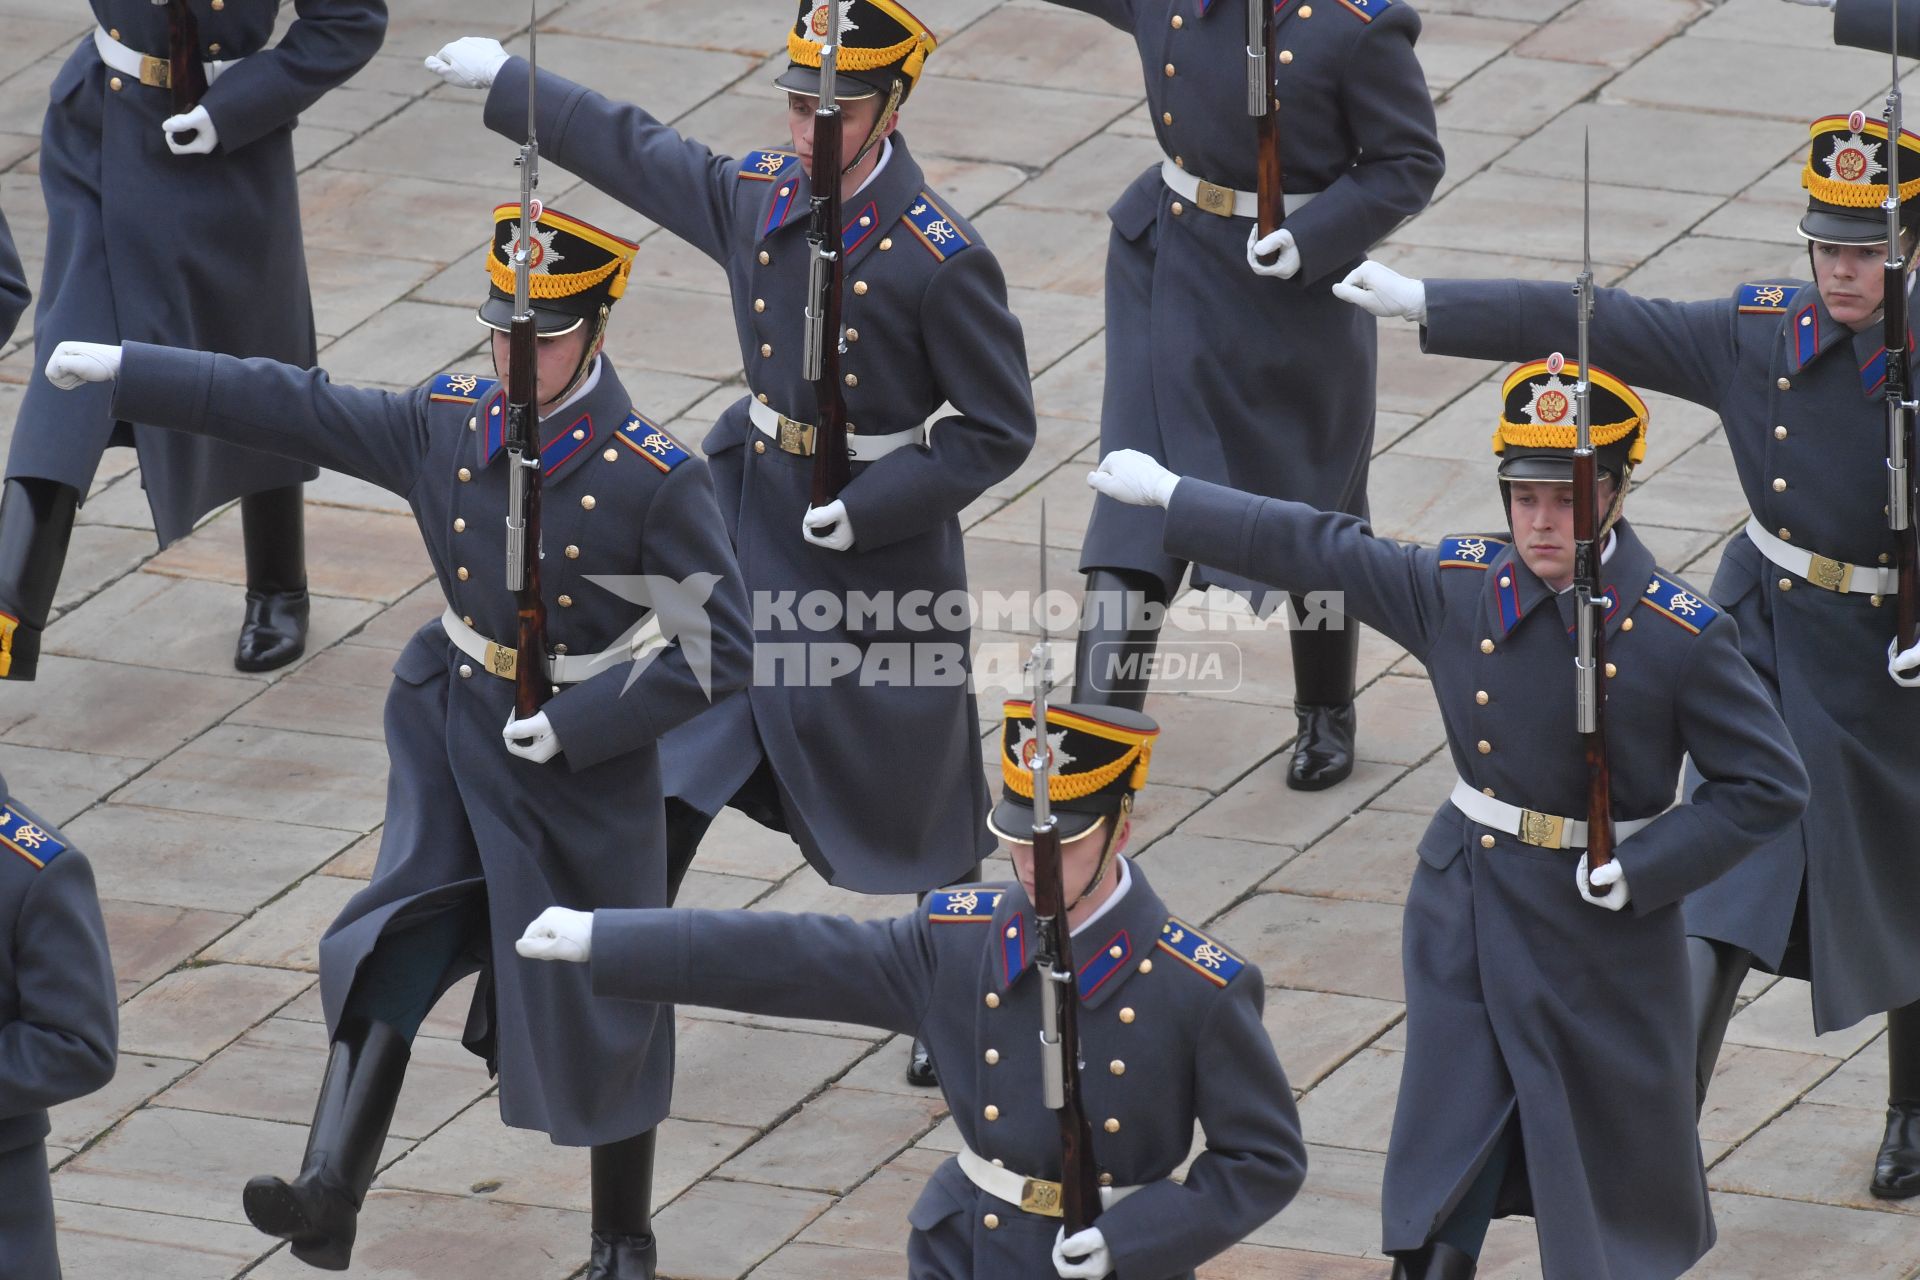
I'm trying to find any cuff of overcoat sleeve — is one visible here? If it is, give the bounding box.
[114,343,215,433]
[1163,478,1253,571]
[589,909,687,1002]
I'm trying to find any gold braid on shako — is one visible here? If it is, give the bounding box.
[1492,360,1648,465]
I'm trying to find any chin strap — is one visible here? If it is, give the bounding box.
[544,303,610,412]
[843,79,903,175]
[1065,795,1132,914]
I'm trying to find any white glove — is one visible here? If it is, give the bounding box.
[1052,1227,1112,1280]
[425,37,511,90]
[162,105,217,155]
[1088,449,1180,509]
[1577,854,1629,912]
[802,499,856,551]
[502,710,562,763]
[45,341,122,389]
[1891,636,1920,688]
[1246,226,1301,280]
[515,906,594,963]
[1331,260,1428,322]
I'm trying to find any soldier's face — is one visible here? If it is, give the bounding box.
[1811,241,1890,329]
[1509,479,1617,591]
[785,92,895,181]
[1006,818,1131,920]
[490,327,594,411]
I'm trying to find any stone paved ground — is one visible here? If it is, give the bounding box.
[4,0,1918,1275]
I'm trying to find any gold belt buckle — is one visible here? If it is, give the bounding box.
[481,640,518,680]
[1517,809,1566,849]
[1193,179,1236,218]
[1019,1177,1064,1218]
[139,53,171,89]
[776,414,816,456]
[1804,553,1853,594]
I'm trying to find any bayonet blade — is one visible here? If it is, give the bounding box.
[1582,129,1592,279]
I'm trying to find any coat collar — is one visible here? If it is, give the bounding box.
[1487,521,1652,644]
[759,133,930,275]
[1541,520,1656,642]
[1785,283,1852,375]
[989,859,1168,1010]
[477,358,630,483]
[1853,320,1916,399]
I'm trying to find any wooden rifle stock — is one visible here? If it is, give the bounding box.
[1029,819,1102,1235]
[165,0,210,116]
[1251,0,1286,260]
[807,104,851,508]
[506,312,549,719]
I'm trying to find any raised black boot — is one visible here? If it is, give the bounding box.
[0,477,79,681]
[1287,599,1359,791]
[1072,567,1167,712]
[235,484,310,672]
[1390,1242,1477,1279]
[588,1129,659,1279]
[1688,936,1751,1114]
[242,1019,409,1270]
[1872,999,1920,1199]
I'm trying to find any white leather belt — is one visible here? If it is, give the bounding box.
[1449,778,1657,851]
[440,608,665,686]
[93,27,238,90]
[1159,155,1319,220]
[1744,517,1897,597]
[956,1143,1141,1218]
[748,398,925,462]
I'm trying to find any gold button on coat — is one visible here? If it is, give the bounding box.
[458,467,471,481]
[109,76,123,90]
[1475,690,1488,704]
[760,344,772,357]
[457,567,469,581]
[844,373,858,387]
[985,992,1000,1008]
[985,1049,999,1064]
[846,328,860,342]
[1005,926,1018,939]
[453,518,466,532]
[1138,959,1153,974]
[1279,49,1293,64]
[1481,834,1496,848]
[1171,13,1183,25]
[1104,1118,1121,1133]
[1498,575,1511,588]
[1108,945,1123,959]
[1164,62,1176,76]
[1119,1007,1135,1024]
[758,251,771,265]
[1621,618,1633,632]
[566,545,580,559]
[558,595,573,608]
[1775,425,1788,439]
[754,299,765,312]
[1110,1060,1125,1076]
[853,281,868,296]
[984,1214,1000,1230]
[1162,112,1173,125]
[753,440,767,454]
[209,42,221,54]
[459,664,473,678]
[1171,201,1185,216]
[1772,478,1787,492]
[1477,740,1492,754]
[603,448,618,462]
[1605,662,1617,678]
[984,1105,999,1121]
[1777,377,1791,390]
[880,237,893,251]
[1300,3,1313,13]
[1779,578,1793,591]
[1779,528,1791,541]
[1480,639,1494,653]
[581,495,596,510]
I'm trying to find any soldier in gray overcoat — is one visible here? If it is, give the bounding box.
[519,700,1307,1280]
[1341,109,1920,1201]
[430,2,1035,902]
[1038,0,1443,793]
[1785,0,1920,52]
[0,773,119,1280]
[0,0,387,682]
[1089,360,1808,1278]
[46,207,753,1280]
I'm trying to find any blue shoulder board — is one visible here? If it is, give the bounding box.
[1437,534,1507,570]
[903,194,973,262]
[429,372,497,404]
[1640,572,1718,635]
[1156,918,1245,987]
[0,806,67,870]
[928,887,1002,922]
[739,149,797,182]
[1736,282,1792,315]
[615,412,691,474]
[1334,0,1394,20]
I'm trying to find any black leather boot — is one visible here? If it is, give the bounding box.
[588,1130,659,1279]
[1687,936,1752,1114]
[1390,1242,1477,1279]
[1872,999,1920,1199]
[1287,603,1359,791]
[1071,567,1168,712]
[243,1019,410,1270]
[0,477,79,681]
[235,484,310,673]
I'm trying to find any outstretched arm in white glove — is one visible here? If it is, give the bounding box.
[1891,636,1920,688]
[1087,449,1180,509]
[1246,227,1300,280]
[1331,261,1428,322]
[162,106,218,155]
[502,711,562,763]
[1052,1227,1112,1280]
[516,906,594,963]
[45,342,122,389]
[425,37,511,90]
[1576,854,1630,911]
